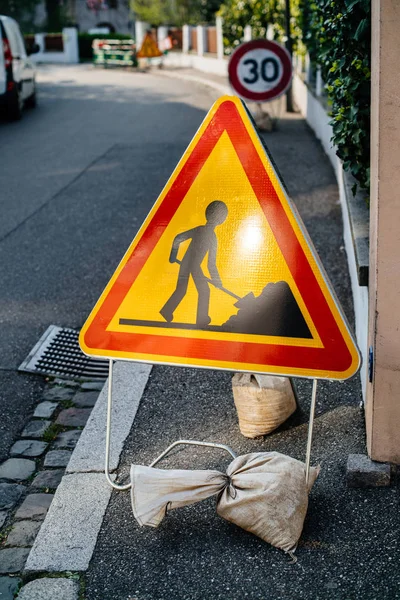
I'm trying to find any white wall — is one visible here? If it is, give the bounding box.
[292,72,368,399]
[34,1,132,34]
[30,28,79,64]
[292,74,338,176]
[337,171,369,399]
[135,21,149,48]
[163,51,228,77]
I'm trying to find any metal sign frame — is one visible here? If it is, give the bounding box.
[104,359,318,491]
[105,360,237,491]
[80,96,360,381]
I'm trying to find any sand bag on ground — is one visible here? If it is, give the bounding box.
[131,452,319,554]
[232,373,297,437]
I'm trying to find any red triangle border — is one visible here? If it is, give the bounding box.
[82,99,359,379]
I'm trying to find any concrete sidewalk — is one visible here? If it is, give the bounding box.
[19,69,400,600]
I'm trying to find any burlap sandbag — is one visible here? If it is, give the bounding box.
[131,452,319,554]
[232,374,297,438]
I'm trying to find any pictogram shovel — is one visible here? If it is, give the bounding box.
[175,259,255,308]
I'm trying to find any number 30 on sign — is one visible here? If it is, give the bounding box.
[228,39,292,103]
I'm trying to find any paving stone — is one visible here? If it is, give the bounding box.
[0,483,24,511]
[0,548,30,574]
[81,381,104,392]
[72,391,98,407]
[5,520,41,547]
[347,453,391,488]
[52,430,81,449]
[33,402,58,419]
[10,441,48,458]
[17,577,79,600]
[15,494,53,521]
[42,387,75,402]
[31,470,64,490]
[0,576,22,599]
[56,408,91,427]
[21,421,51,439]
[43,451,71,468]
[0,511,7,528]
[0,459,35,482]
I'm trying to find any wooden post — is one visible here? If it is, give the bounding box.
[367,0,400,463]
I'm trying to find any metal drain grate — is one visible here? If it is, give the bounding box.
[19,325,108,380]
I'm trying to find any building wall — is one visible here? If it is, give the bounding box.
[35,0,132,34]
[72,0,132,34]
[366,0,400,463]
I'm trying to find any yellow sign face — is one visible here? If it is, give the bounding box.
[80,96,360,380]
[137,33,163,58]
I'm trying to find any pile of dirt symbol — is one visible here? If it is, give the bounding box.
[222,281,312,339]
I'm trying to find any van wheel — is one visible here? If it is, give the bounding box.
[25,83,37,109]
[7,86,23,121]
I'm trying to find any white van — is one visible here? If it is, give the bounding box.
[0,15,38,120]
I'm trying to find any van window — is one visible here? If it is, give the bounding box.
[3,18,25,58]
[14,23,27,57]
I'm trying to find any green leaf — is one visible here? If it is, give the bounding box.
[354,18,369,41]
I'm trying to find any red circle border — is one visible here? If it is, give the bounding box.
[228,39,293,102]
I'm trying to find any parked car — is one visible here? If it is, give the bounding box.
[0,15,39,120]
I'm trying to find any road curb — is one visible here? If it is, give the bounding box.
[25,473,114,572]
[25,361,152,574]
[67,362,152,474]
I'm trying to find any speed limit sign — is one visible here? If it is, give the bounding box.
[228,39,292,103]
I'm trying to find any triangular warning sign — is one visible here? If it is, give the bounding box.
[80,96,360,380]
[137,33,163,58]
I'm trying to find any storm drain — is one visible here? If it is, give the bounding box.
[18,325,108,380]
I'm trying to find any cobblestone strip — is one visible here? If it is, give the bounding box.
[0,378,104,599]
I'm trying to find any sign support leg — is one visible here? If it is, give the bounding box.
[305,379,318,486]
[105,359,131,491]
[105,359,237,491]
[149,439,237,467]
[106,362,317,489]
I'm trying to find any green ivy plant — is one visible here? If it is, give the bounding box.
[218,0,304,55]
[305,0,371,192]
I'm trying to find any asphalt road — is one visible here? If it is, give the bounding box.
[3,65,398,598]
[0,64,219,461]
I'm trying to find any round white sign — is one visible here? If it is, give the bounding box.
[237,48,284,94]
[228,40,292,103]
